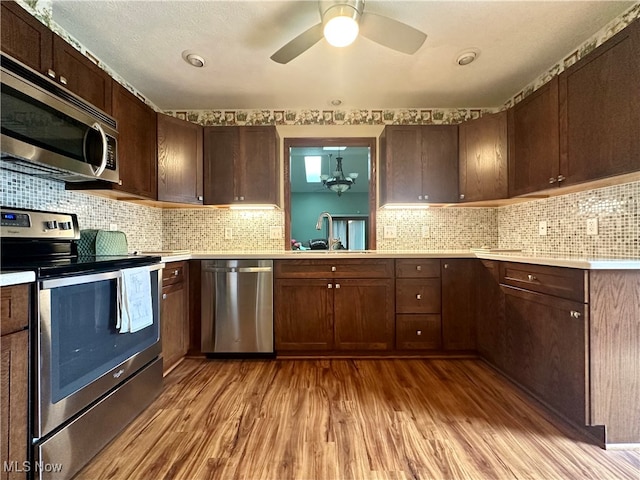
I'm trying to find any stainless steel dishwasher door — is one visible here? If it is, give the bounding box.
[201,260,274,354]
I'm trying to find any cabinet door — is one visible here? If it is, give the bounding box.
[334,278,394,351]
[508,77,560,196]
[161,282,188,374]
[157,114,203,204]
[459,112,508,202]
[1,1,52,74]
[475,260,504,368]
[559,19,640,185]
[502,286,587,425]
[52,35,112,114]
[238,126,279,204]
[203,126,237,205]
[112,82,157,199]
[1,330,28,480]
[421,126,459,203]
[379,126,424,203]
[274,279,334,351]
[441,259,476,350]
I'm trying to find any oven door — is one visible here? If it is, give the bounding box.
[34,264,162,439]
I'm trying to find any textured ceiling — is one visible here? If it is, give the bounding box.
[51,1,634,110]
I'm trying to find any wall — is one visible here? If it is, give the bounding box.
[0,169,163,252]
[291,192,369,243]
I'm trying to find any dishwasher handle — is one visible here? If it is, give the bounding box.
[205,266,272,273]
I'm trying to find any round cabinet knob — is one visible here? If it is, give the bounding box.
[549,177,557,184]
[335,284,340,289]
[570,310,582,318]
[443,264,449,269]
[174,270,179,276]
[162,293,167,300]
[331,266,336,272]
[416,294,422,300]
[239,196,245,201]
[47,69,56,78]
[416,330,422,336]
[527,274,537,281]
[59,76,68,85]
[557,175,566,182]
[424,194,429,200]
[416,265,422,271]
[459,194,465,200]
[234,196,239,201]
[197,196,203,201]
[327,284,333,289]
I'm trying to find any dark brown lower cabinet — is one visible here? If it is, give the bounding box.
[274,276,394,353]
[274,279,334,352]
[161,262,189,374]
[502,285,587,426]
[441,259,477,351]
[396,315,442,350]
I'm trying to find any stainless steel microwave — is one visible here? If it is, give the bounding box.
[0,54,119,183]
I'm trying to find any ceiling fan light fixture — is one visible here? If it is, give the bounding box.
[322,3,361,47]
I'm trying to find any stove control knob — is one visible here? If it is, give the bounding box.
[45,220,58,230]
[59,221,72,230]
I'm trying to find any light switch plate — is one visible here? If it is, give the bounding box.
[109,223,118,231]
[269,226,282,239]
[538,221,548,236]
[587,218,599,235]
[224,227,233,240]
[384,225,397,239]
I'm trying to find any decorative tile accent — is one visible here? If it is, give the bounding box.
[498,181,640,259]
[0,169,163,252]
[166,108,492,127]
[503,3,640,109]
[375,208,498,251]
[162,208,285,252]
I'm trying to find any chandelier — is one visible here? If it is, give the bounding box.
[320,153,358,196]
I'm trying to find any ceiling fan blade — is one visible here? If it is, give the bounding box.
[270,23,324,64]
[359,12,427,54]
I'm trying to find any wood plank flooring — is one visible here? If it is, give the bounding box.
[74,358,640,480]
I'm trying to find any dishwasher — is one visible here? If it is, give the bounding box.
[201,260,274,355]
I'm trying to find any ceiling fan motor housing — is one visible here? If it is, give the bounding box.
[320,0,364,25]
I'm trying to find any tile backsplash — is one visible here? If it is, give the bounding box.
[2,169,638,259]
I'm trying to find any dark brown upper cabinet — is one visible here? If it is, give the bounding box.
[380,125,459,204]
[559,18,640,186]
[203,126,280,206]
[1,1,112,114]
[157,114,203,205]
[111,81,157,199]
[508,77,560,197]
[458,111,508,202]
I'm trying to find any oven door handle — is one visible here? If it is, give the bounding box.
[40,263,164,289]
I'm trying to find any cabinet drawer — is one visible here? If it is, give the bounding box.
[396,315,442,350]
[500,262,586,302]
[396,278,441,314]
[395,259,440,278]
[162,262,186,286]
[1,284,29,336]
[275,259,393,279]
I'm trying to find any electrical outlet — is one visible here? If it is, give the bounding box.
[269,226,282,239]
[383,225,397,239]
[587,218,599,235]
[538,221,548,236]
[421,226,430,238]
[224,227,233,240]
[109,223,118,231]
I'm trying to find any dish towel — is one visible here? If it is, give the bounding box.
[117,266,154,333]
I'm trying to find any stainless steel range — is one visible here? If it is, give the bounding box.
[1,207,163,480]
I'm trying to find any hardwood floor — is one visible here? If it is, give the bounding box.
[75,358,640,480]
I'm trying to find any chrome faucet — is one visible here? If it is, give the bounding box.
[315,211,337,250]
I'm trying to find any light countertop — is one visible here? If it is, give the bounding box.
[148,250,640,270]
[1,270,35,287]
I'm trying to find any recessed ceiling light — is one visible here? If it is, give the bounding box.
[330,99,343,106]
[181,50,205,68]
[456,50,478,66]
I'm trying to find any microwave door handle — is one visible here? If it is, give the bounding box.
[86,122,108,177]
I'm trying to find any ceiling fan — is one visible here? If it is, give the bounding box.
[270,0,427,64]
